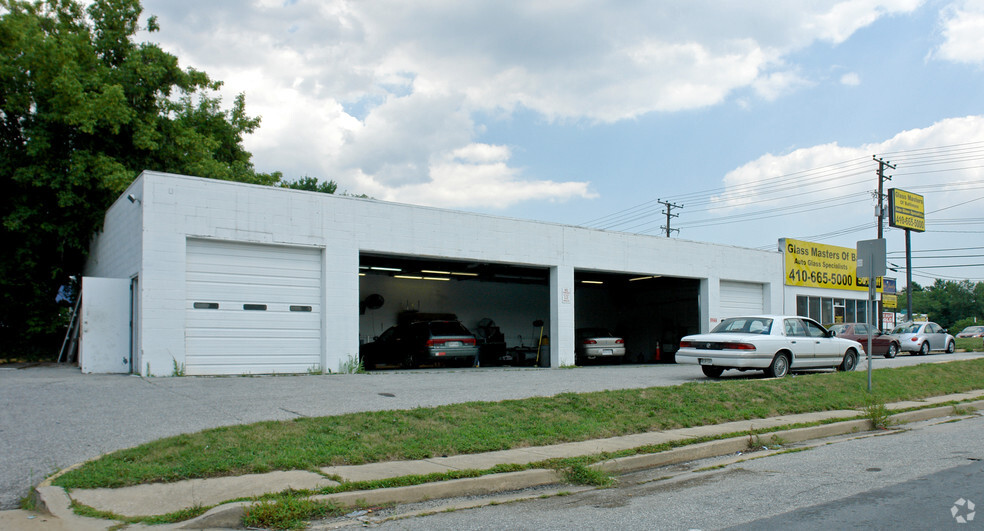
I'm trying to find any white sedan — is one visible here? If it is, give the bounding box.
[676,315,865,378]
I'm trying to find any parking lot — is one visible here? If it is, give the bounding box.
[2,351,981,510]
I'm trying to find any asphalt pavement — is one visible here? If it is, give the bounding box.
[1,351,981,512]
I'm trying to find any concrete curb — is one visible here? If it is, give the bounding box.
[30,394,984,530]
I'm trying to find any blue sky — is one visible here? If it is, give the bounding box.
[141,0,984,286]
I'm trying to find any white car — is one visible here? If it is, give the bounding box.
[890,321,956,355]
[677,315,865,379]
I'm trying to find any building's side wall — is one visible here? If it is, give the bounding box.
[94,171,784,375]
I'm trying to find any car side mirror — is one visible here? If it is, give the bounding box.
[829,330,837,337]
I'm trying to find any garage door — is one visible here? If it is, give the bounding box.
[719,281,765,316]
[185,239,322,375]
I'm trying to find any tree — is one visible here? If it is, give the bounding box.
[281,176,338,194]
[1,0,279,358]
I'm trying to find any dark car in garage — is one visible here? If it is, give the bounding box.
[360,319,478,369]
[828,322,901,358]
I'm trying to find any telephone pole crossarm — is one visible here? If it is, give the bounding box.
[658,200,683,238]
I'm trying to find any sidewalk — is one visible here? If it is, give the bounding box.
[4,390,984,530]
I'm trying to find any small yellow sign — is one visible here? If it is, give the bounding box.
[883,294,897,309]
[889,189,925,232]
[782,238,882,292]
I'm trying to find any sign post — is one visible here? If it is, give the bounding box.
[857,238,886,392]
[888,189,925,321]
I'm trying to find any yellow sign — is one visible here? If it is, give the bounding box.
[882,294,897,309]
[888,189,925,232]
[782,238,882,292]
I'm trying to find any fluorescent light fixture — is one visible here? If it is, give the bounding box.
[359,273,366,277]
[359,266,369,270]
[421,269,451,275]
[451,272,479,277]
[370,266,402,272]
[581,280,604,285]
[629,276,653,282]
[394,275,423,280]
[423,277,451,282]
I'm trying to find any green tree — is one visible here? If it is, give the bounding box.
[281,176,338,194]
[1,0,279,358]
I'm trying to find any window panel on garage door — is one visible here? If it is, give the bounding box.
[719,281,765,316]
[185,239,323,375]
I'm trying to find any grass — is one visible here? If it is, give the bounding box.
[53,359,984,491]
[956,337,984,352]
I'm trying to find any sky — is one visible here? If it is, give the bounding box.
[137,0,984,287]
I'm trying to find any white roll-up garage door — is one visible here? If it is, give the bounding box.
[719,280,765,316]
[185,239,323,375]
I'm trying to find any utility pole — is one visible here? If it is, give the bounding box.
[659,200,682,237]
[873,156,895,331]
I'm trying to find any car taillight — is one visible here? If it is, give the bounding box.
[426,339,444,346]
[679,340,693,348]
[615,339,624,344]
[463,338,476,345]
[583,339,597,345]
[724,342,756,350]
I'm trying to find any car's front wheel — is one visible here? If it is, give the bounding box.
[919,341,930,356]
[765,353,790,378]
[946,340,956,353]
[701,365,725,378]
[884,343,898,359]
[838,350,858,372]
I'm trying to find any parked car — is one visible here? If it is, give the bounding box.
[360,319,478,369]
[956,325,984,338]
[890,321,956,355]
[575,328,625,364]
[676,315,864,379]
[828,322,901,358]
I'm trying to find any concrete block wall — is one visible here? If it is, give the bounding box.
[90,171,784,375]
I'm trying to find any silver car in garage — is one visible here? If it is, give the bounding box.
[575,328,626,364]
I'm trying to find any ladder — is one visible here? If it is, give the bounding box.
[57,295,81,363]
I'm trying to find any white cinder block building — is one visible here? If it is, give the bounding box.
[82,171,784,376]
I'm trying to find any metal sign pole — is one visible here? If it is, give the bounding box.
[867,279,875,392]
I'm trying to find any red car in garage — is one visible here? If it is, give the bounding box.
[828,322,900,358]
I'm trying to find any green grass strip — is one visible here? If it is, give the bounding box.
[54,359,984,490]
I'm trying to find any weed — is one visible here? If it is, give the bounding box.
[746,430,762,450]
[242,493,344,530]
[171,358,185,377]
[769,434,787,447]
[952,405,973,416]
[562,464,613,487]
[863,400,897,430]
[306,364,323,375]
[338,356,364,374]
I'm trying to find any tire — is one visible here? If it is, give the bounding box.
[884,343,898,359]
[919,341,930,356]
[838,350,858,372]
[701,365,725,378]
[946,340,955,354]
[400,351,418,370]
[765,353,790,378]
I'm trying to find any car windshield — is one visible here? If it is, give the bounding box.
[892,323,923,334]
[427,321,471,336]
[962,326,984,333]
[710,317,773,334]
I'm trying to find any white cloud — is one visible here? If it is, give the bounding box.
[934,0,984,64]
[139,0,925,209]
[715,115,984,210]
[840,72,862,85]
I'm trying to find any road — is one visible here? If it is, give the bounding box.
[361,412,984,530]
[0,351,981,510]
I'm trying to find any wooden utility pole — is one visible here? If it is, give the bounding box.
[659,200,682,237]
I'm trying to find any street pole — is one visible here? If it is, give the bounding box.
[906,229,913,320]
